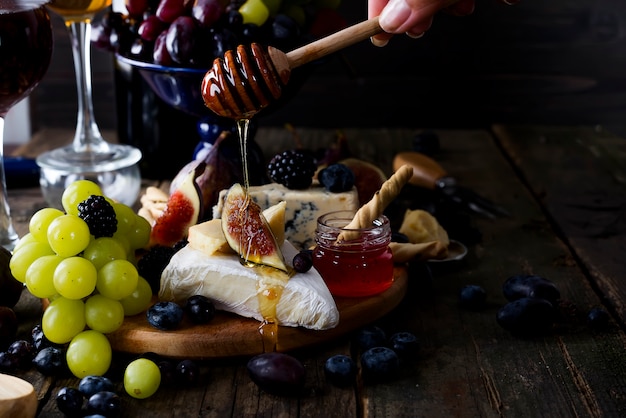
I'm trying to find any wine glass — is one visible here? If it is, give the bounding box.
[0,0,54,250]
[36,0,142,209]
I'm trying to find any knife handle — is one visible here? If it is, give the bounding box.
[392,152,447,189]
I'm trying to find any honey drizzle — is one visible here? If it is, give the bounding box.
[235,117,282,353]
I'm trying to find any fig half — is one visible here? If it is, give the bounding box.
[221,184,287,272]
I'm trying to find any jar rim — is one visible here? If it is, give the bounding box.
[317,210,389,231]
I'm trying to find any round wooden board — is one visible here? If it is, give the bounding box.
[107,267,408,359]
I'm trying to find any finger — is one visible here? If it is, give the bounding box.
[379,0,442,34]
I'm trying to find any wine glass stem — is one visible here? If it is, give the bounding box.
[67,20,109,154]
[0,117,19,251]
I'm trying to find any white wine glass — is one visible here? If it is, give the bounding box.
[0,0,54,250]
[36,0,142,209]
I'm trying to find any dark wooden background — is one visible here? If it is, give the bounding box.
[29,0,626,136]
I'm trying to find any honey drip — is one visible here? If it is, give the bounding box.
[235,117,283,352]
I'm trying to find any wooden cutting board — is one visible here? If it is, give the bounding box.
[107,267,408,359]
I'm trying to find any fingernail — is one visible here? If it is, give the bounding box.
[406,31,424,39]
[379,0,412,32]
[371,36,389,47]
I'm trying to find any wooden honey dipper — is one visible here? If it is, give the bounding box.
[201,17,383,120]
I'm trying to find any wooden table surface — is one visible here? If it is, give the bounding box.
[7,125,626,417]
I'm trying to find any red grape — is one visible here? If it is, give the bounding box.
[139,15,168,42]
[192,0,225,27]
[156,0,187,23]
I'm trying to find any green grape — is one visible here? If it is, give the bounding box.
[261,0,280,15]
[25,254,63,298]
[42,297,86,344]
[83,237,128,270]
[124,358,161,399]
[62,180,103,215]
[113,202,136,236]
[120,276,153,316]
[85,294,125,334]
[9,241,55,283]
[66,330,112,378]
[13,232,37,253]
[29,207,64,242]
[128,215,151,250]
[97,259,139,300]
[239,0,270,26]
[47,214,91,257]
[53,256,98,300]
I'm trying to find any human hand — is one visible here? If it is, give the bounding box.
[369,0,520,47]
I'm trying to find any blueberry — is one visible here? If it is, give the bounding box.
[56,387,85,416]
[412,131,440,155]
[86,391,121,417]
[587,307,610,331]
[389,332,419,357]
[32,346,67,375]
[360,347,400,382]
[147,301,184,330]
[496,297,554,336]
[355,325,387,351]
[459,285,487,310]
[503,274,560,305]
[78,375,115,398]
[185,295,215,324]
[318,164,355,193]
[292,250,313,273]
[324,354,357,387]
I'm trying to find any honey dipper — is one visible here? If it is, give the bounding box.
[201,17,383,119]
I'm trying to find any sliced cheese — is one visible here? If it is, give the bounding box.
[159,241,339,330]
[213,183,360,250]
[399,209,449,245]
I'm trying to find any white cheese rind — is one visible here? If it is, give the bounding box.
[159,241,339,330]
[212,183,359,250]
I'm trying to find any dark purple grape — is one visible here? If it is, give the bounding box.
[185,295,215,324]
[156,0,186,23]
[153,31,173,65]
[192,0,224,27]
[31,323,53,351]
[165,16,196,64]
[292,250,313,273]
[389,332,419,357]
[125,0,149,18]
[496,297,555,336]
[271,14,301,48]
[459,284,487,311]
[247,352,305,396]
[225,9,243,28]
[355,325,387,351]
[147,301,184,330]
[209,27,238,59]
[56,387,85,416]
[0,306,18,348]
[86,391,121,417]
[139,15,168,42]
[32,346,67,375]
[324,354,356,387]
[158,359,177,386]
[503,274,560,305]
[0,351,19,372]
[360,347,400,382]
[7,339,36,369]
[176,359,200,386]
[79,375,115,398]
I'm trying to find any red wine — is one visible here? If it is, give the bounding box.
[0,0,53,116]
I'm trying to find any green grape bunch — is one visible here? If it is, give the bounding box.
[10,180,154,379]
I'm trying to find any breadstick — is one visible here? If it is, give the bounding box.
[338,164,413,241]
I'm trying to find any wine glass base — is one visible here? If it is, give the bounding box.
[0,225,19,252]
[36,143,142,210]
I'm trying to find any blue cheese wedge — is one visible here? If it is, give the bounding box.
[212,183,360,250]
[159,241,339,330]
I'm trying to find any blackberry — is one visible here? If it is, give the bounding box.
[77,195,117,238]
[137,245,177,294]
[267,149,316,189]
